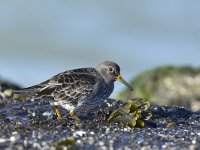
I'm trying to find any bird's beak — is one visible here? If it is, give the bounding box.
[116,75,133,91]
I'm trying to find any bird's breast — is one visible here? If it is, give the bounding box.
[95,80,114,100]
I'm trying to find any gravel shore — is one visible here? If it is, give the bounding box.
[0,98,199,150]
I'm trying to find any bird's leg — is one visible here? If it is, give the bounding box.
[55,105,62,122]
[55,106,80,121]
[69,112,80,121]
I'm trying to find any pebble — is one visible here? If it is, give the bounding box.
[74,131,86,137]
[0,98,199,150]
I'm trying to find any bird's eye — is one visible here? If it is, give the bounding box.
[109,68,114,72]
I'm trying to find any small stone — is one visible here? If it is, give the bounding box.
[192,140,196,144]
[88,137,95,145]
[0,138,7,143]
[98,141,104,146]
[74,131,86,137]
[10,136,16,142]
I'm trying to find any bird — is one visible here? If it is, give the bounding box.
[13,61,133,122]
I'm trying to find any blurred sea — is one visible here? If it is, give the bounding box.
[1,1,200,96]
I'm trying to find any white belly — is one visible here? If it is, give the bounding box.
[51,101,75,112]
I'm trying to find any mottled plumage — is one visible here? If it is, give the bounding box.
[15,61,133,121]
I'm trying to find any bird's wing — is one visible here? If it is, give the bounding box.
[36,72,97,104]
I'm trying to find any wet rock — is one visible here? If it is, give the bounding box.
[117,66,200,111]
[0,78,21,92]
[0,77,21,106]
[0,98,199,150]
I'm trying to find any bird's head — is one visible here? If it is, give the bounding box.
[96,61,133,91]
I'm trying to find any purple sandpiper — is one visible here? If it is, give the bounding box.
[14,61,133,122]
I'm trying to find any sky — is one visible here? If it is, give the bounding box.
[1,1,200,96]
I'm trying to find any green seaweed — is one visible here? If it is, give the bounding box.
[56,139,76,150]
[108,98,152,128]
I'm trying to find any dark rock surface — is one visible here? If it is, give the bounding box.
[0,97,199,150]
[0,76,199,149]
[0,78,21,106]
[117,66,200,111]
[0,78,21,92]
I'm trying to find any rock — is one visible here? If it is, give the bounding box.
[0,77,21,106]
[0,97,199,150]
[0,74,199,149]
[117,66,200,111]
[0,78,21,92]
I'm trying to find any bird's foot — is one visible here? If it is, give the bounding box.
[69,112,80,121]
[55,105,63,123]
[55,106,80,123]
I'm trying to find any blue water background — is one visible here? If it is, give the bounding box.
[1,1,200,96]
